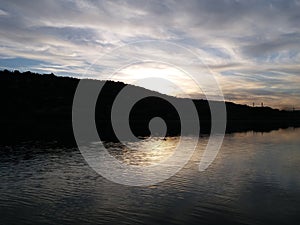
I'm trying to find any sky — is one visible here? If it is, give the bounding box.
[0,0,300,109]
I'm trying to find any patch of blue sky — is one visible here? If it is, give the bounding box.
[0,57,45,71]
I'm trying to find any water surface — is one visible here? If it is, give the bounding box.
[1,128,300,224]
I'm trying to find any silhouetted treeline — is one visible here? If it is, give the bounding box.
[0,69,299,144]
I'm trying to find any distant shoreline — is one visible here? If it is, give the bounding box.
[1,69,299,146]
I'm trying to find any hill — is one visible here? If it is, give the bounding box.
[0,69,299,144]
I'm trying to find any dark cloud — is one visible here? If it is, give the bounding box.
[242,32,300,59]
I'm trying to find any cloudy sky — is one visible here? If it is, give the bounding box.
[0,0,300,109]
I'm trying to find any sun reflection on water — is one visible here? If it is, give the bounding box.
[105,137,180,166]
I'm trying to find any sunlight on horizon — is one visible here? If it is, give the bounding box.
[112,62,203,98]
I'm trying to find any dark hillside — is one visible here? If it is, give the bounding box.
[0,70,299,144]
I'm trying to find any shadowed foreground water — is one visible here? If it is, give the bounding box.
[1,128,300,225]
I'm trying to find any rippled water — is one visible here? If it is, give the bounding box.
[1,128,300,225]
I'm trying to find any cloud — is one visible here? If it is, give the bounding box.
[0,8,8,16]
[0,0,300,108]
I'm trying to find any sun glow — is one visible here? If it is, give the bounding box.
[113,62,201,98]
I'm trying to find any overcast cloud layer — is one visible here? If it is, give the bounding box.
[0,0,300,109]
